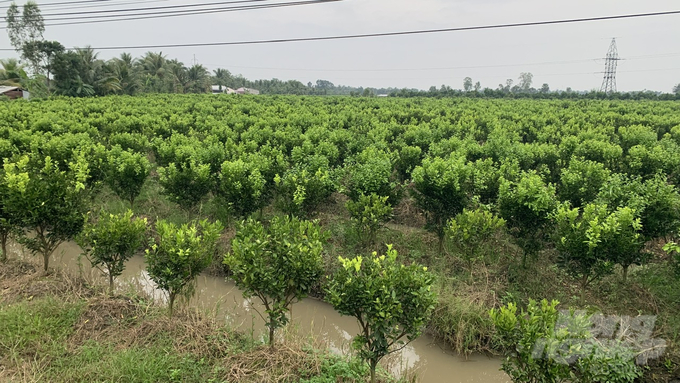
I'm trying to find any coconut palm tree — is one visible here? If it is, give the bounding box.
[0,58,27,87]
[212,68,231,90]
[110,53,139,95]
[75,46,120,95]
[186,64,209,93]
[137,52,170,93]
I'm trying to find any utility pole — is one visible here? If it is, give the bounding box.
[600,38,620,94]
[192,54,198,66]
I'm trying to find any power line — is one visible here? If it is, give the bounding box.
[0,0,341,27]
[0,0,134,8]
[22,9,680,50]
[204,58,601,73]
[14,0,173,12]
[34,0,273,16]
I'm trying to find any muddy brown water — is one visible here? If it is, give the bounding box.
[9,240,509,383]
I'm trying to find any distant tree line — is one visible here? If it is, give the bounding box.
[3,1,679,99]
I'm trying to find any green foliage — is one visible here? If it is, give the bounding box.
[274,158,336,216]
[0,160,23,262]
[394,144,422,181]
[597,174,680,240]
[225,216,327,347]
[554,203,643,290]
[158,160,213,210]
[325,245,437,383]
[77,210,147,294]
[145,219,222,316]
[663,241,680,277]
[498,171,557,267]
[490,299,570,383]
[411,154,472,251]
[298,355,369,383]
[106,146,151,207]
[559,158,611,207]
[345,193,393,247]
[490,299,641,383]
[344,147,398,203]
[4,154,89,271]
[217,159,267,217]
[447,207,505,268]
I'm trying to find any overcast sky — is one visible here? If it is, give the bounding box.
[1,0,679,92]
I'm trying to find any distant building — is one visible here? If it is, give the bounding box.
[236,87,260,95]
[0,86,28,100]
[225,87,237,94]
[211,85,224,94]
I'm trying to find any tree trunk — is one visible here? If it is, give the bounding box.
[622,265,629,283]
[129,196,135,209]
[370,360,377,383]
[108,271,115,296]
[269,325,275,349]
[0,233,7,263]
[580,274,589,303]
[168,292,176,317]
[43,252,50,272]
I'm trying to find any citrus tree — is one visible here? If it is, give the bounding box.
[158,160,213,210]
[77,210,147,294]
[4,154,89,272]
[274,158,336,217]
[498,171,557,268]
[145,219,222,316]
[447,207,505,269]
[217,159,268,217]
[411,154,472,253]
[325,245,437,383]
[106,146,151,208]
[0,160,24,263]
[554,203,643,293]
[225,216,327,347]
[346,193,393,247]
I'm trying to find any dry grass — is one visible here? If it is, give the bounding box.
[223,343,323,383]
[0,260,93,305]
[0,259,370,383]
[391,196,426,229]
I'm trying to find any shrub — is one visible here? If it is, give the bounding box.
[217,159,267,218]
[145,219,222,316]
[345,193,393,247]
[411,155,472,253]
[225,216,327,347]
[498,171,557,268]
[77,210,147,294]
[447,207,505,269]
[274,159,336,217]
[106,146,151,208]
[4,154,89,271]
[325,245,437,383]
[158,160,213,210]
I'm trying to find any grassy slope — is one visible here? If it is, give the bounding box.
[89,178,680,382]
[0,261,390,383]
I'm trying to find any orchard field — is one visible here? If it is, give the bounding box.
[1,94,680,382]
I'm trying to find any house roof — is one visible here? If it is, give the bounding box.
[0,86,21,94]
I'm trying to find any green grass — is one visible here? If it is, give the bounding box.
[45,342,214,383]
[0,297,83,360]
[0,262,402,383]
